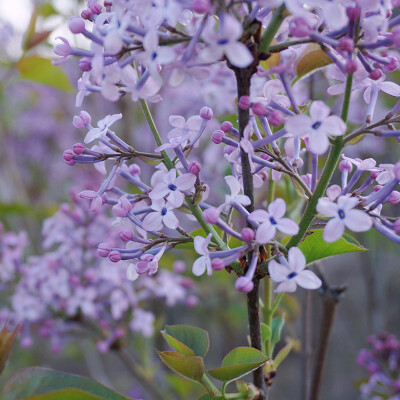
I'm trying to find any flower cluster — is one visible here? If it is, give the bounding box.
[357,332,400,399]
[0,194,196,352]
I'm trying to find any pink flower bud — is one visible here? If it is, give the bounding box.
[109,250,121,263]
[212,258,225,270]
[173,260,186,273]
[128,164,141,175]
[189,161,201,174]
[186,295,199,307]
[369,69,383,80]
[81,9,91,19]
[289,17,312,38]
[268,110,284,126]
[89,2,102,14]
[120,229,133,242]
[98,243,111,257]
[203,207,220,223]
[191,0,212,13]
[104,1,113,6]
[200,106,213,120]
[338,37,354,53]
[63,149,74,162]
[79,57,92,71]
[69,17,86,34]
[373,185,383,192]
[73,111,91,129]
[260,153,270,160]
[211,129,224,144]
[388,191,400,204]
[65,159,75,166]
[241,227,255,242]
[220,121,233,133]
[235,276,254,292]
[112,197,132,217]
[73,143,85,155]
[339,160,353,173]
[393,219,400,234]
[383,57,399,72]
[252,102,267,116]
[345,59,358,74]
[370,170,379,179]
[238,96,251,110]
[180,277,195,288]
[346,6,361,21]
[54,37,72,56]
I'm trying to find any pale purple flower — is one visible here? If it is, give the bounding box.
[84,113,122,144]
[130,309,155,338]
[317,196,373,242]
[201,14,253,68]
[142,200,179,231]
[149,169,196,208]
[248,198,299,245]
[192,234,213,276]
[134,246,166,276]
[269,247,322,293]
[79,190,103,211]
[218,176,251,212]
[285,101,346,155]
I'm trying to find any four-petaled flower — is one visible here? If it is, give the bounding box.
[84,113,122,144]
[268,247,322,293]
[248,198,299,244]
[218,176,251,212]
[149,169,196,208]
[192,234,213,276]
[317,196,373,242]
[285,101,346,155]
[142,200,179,231]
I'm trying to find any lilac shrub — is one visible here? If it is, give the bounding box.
[47,0,400,398]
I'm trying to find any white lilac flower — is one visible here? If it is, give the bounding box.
[192,234,213,276]
[218,176,251,212]
[269,247,322,293]
[317,196,373,242]
[285,101,346,155]
[248,198,299,245]
[84,113,122,144]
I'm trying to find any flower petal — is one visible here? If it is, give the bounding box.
[192,256,207,276]
[176,173,196,191]
[143,212,163,231]
[275,279,297,293]
[248,209,270,223]
[224,42,253,68]
[268,198,286,219]
[287,247,306,273]
[268,260,288,282]
[344,210,373,232]
[256,222,276,244]
[163,211,179,229]
[323,218,345,243]
[310,100,331,121]
[295,270,322,289]
[322,115,346,136]
[276,218,299,235]
[317,198,338,217]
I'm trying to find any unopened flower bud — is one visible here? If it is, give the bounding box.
[339,160,353,173]
[383,57,399,72]
[252,102,267,116]
[393,219,400,234]
[373,185,383,192]
[89,2,102,14]
[63,149,74,162]
[235,276,254,292]
[69,17,86,34]
[191,0,212,13]
[128,164,141,175]
[98,243,111,257]
[370,170,379,179]
[338,37,354,53]
[267,110,284,126]
[189,161,201,174]
[346,6,361,20]
[173,260,186,273]
[388,191,400,204]
[54,37,72,56]
[212,258,225,270]
[220,121,233,133]
[81,9,91,19]
[238,96,251,110]
[211,129,224,144]
[260,153,270,160]
[186,295,199,307]
[109,250,121,263]
[369,69,383,80]
[73,111,91,129]
[345,59,358,74]
[73,143,85,155]
[200,106,213,120]
[120,229,133,242]
[203,207,220,223]
[79,57,92,71]
[241,227,255,242]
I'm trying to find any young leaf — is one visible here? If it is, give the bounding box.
[3,367,134,400]
[273,340,295,369]
[271,316,285,348]
[260,323,271,343]
[294,48,332,84]
[298,229,366,265]
[156,350,205,382]
[11,388,104,400]
[17,56,74,93]
[162,325,209,357]
[207,347,268,382]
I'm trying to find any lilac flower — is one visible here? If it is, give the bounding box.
[142,200,179,231]
[248,198,299,245]
[149,169,196,208]
[285,101,346,155]
[133,246,167,277]
[218,176,251,212]
[201,14,253,68]
[192,234,212,276]
[268,247,322,293]
[84,113,122,144]
[317,196,373,242]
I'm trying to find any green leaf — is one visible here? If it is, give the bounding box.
[156,350,204,382]
[14,388,104,400]
[271,316,284,348]
[299,229,366,265]
[197,395,213,400]
[162,325,209,357]
[3,367,135,400]
[39,3,58,17]
[207,347,268,382]
[273,340,295,368]
[17,56,74,92]
[293,47,332,84]
[260,323,271,343]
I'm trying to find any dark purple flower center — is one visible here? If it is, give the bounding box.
[217,38,229,45]
[338,209,345,219]
[270,216,277,225]
[168,184,177,191]
[161,207,168,216]
[312,121,322,129]
[287,272,297,279]
[151,52,157,60]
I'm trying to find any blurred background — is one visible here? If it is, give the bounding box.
[0,1,399,400]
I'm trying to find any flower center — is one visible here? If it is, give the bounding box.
[161,207,168,216]
[217,38,229,45]
[312,121,322,129]
[338,209,345,219]
[168,184,177,191]
[269,216,277,225]
[151,52,157,61]
[287,272,297,279]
